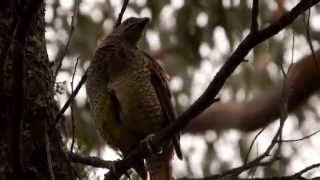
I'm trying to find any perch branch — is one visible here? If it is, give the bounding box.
[102,1,320,179]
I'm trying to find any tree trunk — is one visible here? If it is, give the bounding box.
[0,1,75,179]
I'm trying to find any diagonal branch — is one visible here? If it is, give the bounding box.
[101,1,320,179]
[54,71,87,127]
[115,0,130,28]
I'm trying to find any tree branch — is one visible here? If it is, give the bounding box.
[115,0,130,28]
[70,57,80,153]
[53,0,79,79]
[303,7,320,70]
[178,162,320,180]
[102,0,320,179]
[54,71,87,127]
[250,0,259,33]
[186,49,320,133]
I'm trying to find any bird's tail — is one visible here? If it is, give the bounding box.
[147,152,173,180]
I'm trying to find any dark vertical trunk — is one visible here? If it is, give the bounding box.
[0,1,75,179]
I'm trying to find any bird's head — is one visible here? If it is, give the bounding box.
[113,17,149,46]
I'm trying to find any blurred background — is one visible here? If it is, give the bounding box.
[46,0,320,179]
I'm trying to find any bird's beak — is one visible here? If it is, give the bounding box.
[138,17,149,28]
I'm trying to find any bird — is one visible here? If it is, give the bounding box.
[86,17,182,180]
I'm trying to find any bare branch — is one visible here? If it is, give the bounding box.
[244,127,266,165]
[102,1,320,179]
[303,8,320,70]
[294,163,320,176]
[53,0,80,79]
[187,50,320,133]
[54,71,87,127]
[250,0,259,33]
[279,128,320,143]
[70,57,80,153]
[178,162,320,180]
[115,0,130,28]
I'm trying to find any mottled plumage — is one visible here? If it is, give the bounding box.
[86,17,182,180]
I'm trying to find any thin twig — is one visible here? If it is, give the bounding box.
[250,0,259,33]
[303,7,320,71]
[115,0,129,27]
[279,128,320,143]
[294,163,320,176]
[70,57,80,153]
[54,71,87,127]
[53,0,80,79]
[244,127,266,165]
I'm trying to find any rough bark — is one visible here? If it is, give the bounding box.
[186,51,320,133]
[0,1,75,179]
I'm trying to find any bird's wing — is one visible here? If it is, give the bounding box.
[108,90,148,179]
[144,51,183,159]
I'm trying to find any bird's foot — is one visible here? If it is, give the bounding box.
[142,134,163,156]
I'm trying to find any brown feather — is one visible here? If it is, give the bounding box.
[144,51,183,160]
